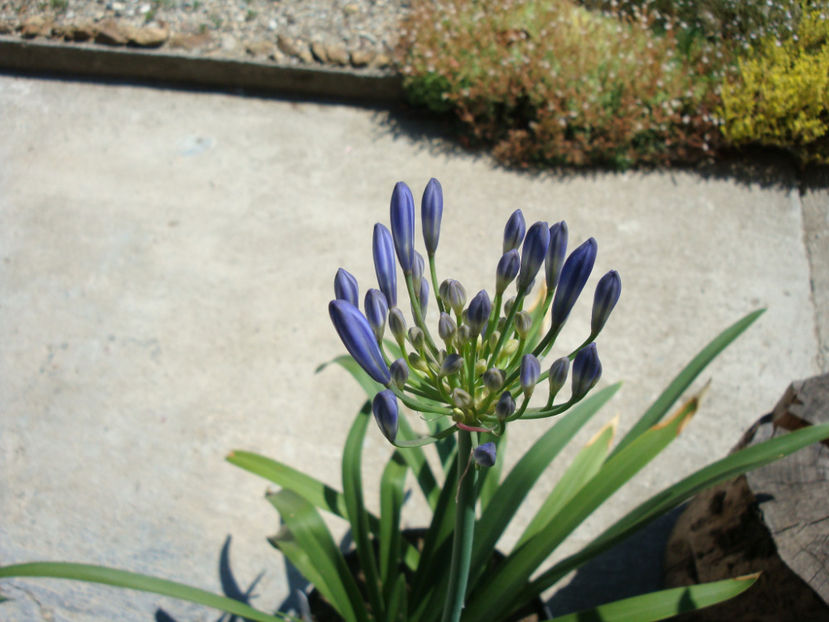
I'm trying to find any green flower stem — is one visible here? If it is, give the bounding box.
[488,290,526,366]
[391,387,454,416]
[429,255,445,314]
[405,273,439,354]
[483,292,504,358]
[520,400,573,420]
[440,431,478,622]
[532,321,563,360]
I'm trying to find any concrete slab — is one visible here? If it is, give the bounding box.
[802,167,829,373]
[0,74,823,621]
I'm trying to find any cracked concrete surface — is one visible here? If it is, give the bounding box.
[0,74,827,621]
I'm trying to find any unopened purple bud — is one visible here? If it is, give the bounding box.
[520,354,541,397]
[545,221,568,292]
[438,312,457,343]
[408,326,425,351]
[364,288,388,341]
[373,223,397,308]
[412,251,426,284]
[591,270,621,336]
[457,323,474,346]
[548,357,570,401]
[388,307,407,341]
[517,222,550,292]
[372,389,398,442]
[440,279,467,316]
[418,276,429,318]
[483,367,505,392]
[515,311,532,338]
[421,178,443,256]
[390,358,409,388]
[495,249,521,295]
[503,209,526,253]
[503,297,516,316]
[495,391,516,420]
[551,238,598,330]
[572,343,602,400]
[390,181,416,274]
[329,300,391,386]
[334,268,359,307]
[467,290,492,335]
[473,442,497,467]
[439,353,464,377]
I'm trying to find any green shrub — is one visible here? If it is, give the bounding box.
[720,5,829,164]
[398,0,728,168]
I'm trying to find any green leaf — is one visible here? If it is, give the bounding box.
[397,415,441,511]
[549,575,759,622]
[465,392,698,622]
[468,383,620,590]
[0,562,289,622]
[380,451,408,589]
[516,416,616,548]
[386,573,408,622]
[523,422,829,603]
[267,489,368,622]
[342,403,384,618]
[609,309,764,459]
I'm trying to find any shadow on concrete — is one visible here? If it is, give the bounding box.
[546,506,685,618]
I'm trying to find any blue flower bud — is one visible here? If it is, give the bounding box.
[421,177,443,256]
[390,358,409,389]
[548,356,570,401]
[452,388,472,410]
[591,270,621,336]
[520,354,541,397]
[503,209,526,253]
[440,279,467,316]
[545,221,568,292]
[483,367,505,392]
[334,268,359,307]
[390,181,416,274]
[329,299,391,386]
[372,389,398,442]
[388,307,407,342]
[517,222,550,292]
[408,326,425,351]
[495,249,521,295]
[495,391,516,420]
[373,223,397,308]
[514,311,532,338]
[473,442,497,467]
[457,323,474,346]
[438,312,457,343]
[364,288,388,341]
[412,251,426,284]
[572,343,602,400]
[551,238,597,330]
[467,290,492,335]
[503,296,516,316]
[418,276,429,319]
[439,353,464,377]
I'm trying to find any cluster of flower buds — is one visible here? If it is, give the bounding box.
[329,179,620,462]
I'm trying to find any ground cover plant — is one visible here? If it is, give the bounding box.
[2,179,829,621]
[398,0,828,169]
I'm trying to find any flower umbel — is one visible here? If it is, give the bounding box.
[330,180,618,444]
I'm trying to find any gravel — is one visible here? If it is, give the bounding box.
[0,0,409,70]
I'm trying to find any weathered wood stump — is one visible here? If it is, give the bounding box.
[664,374,829,621]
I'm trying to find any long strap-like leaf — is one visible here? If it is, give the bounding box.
[0,562,290,622]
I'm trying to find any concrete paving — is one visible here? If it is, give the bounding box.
[0,73,826,621]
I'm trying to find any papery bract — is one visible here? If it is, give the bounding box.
[373,223,397,307]
[572,343,602,400]
[551,237,598,330]
[334,268,359,307]
[372,389,399,442]
[422,177,443,256]
[390,181,416,274]
[329,299,391,386]
[517,222,550,292]
[591,270,621,336]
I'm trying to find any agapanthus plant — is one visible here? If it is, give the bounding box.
[2,179,829,622]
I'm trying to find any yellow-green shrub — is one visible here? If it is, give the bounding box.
[720,6,829,163]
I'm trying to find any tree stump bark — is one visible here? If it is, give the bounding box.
[664,373,829,621]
